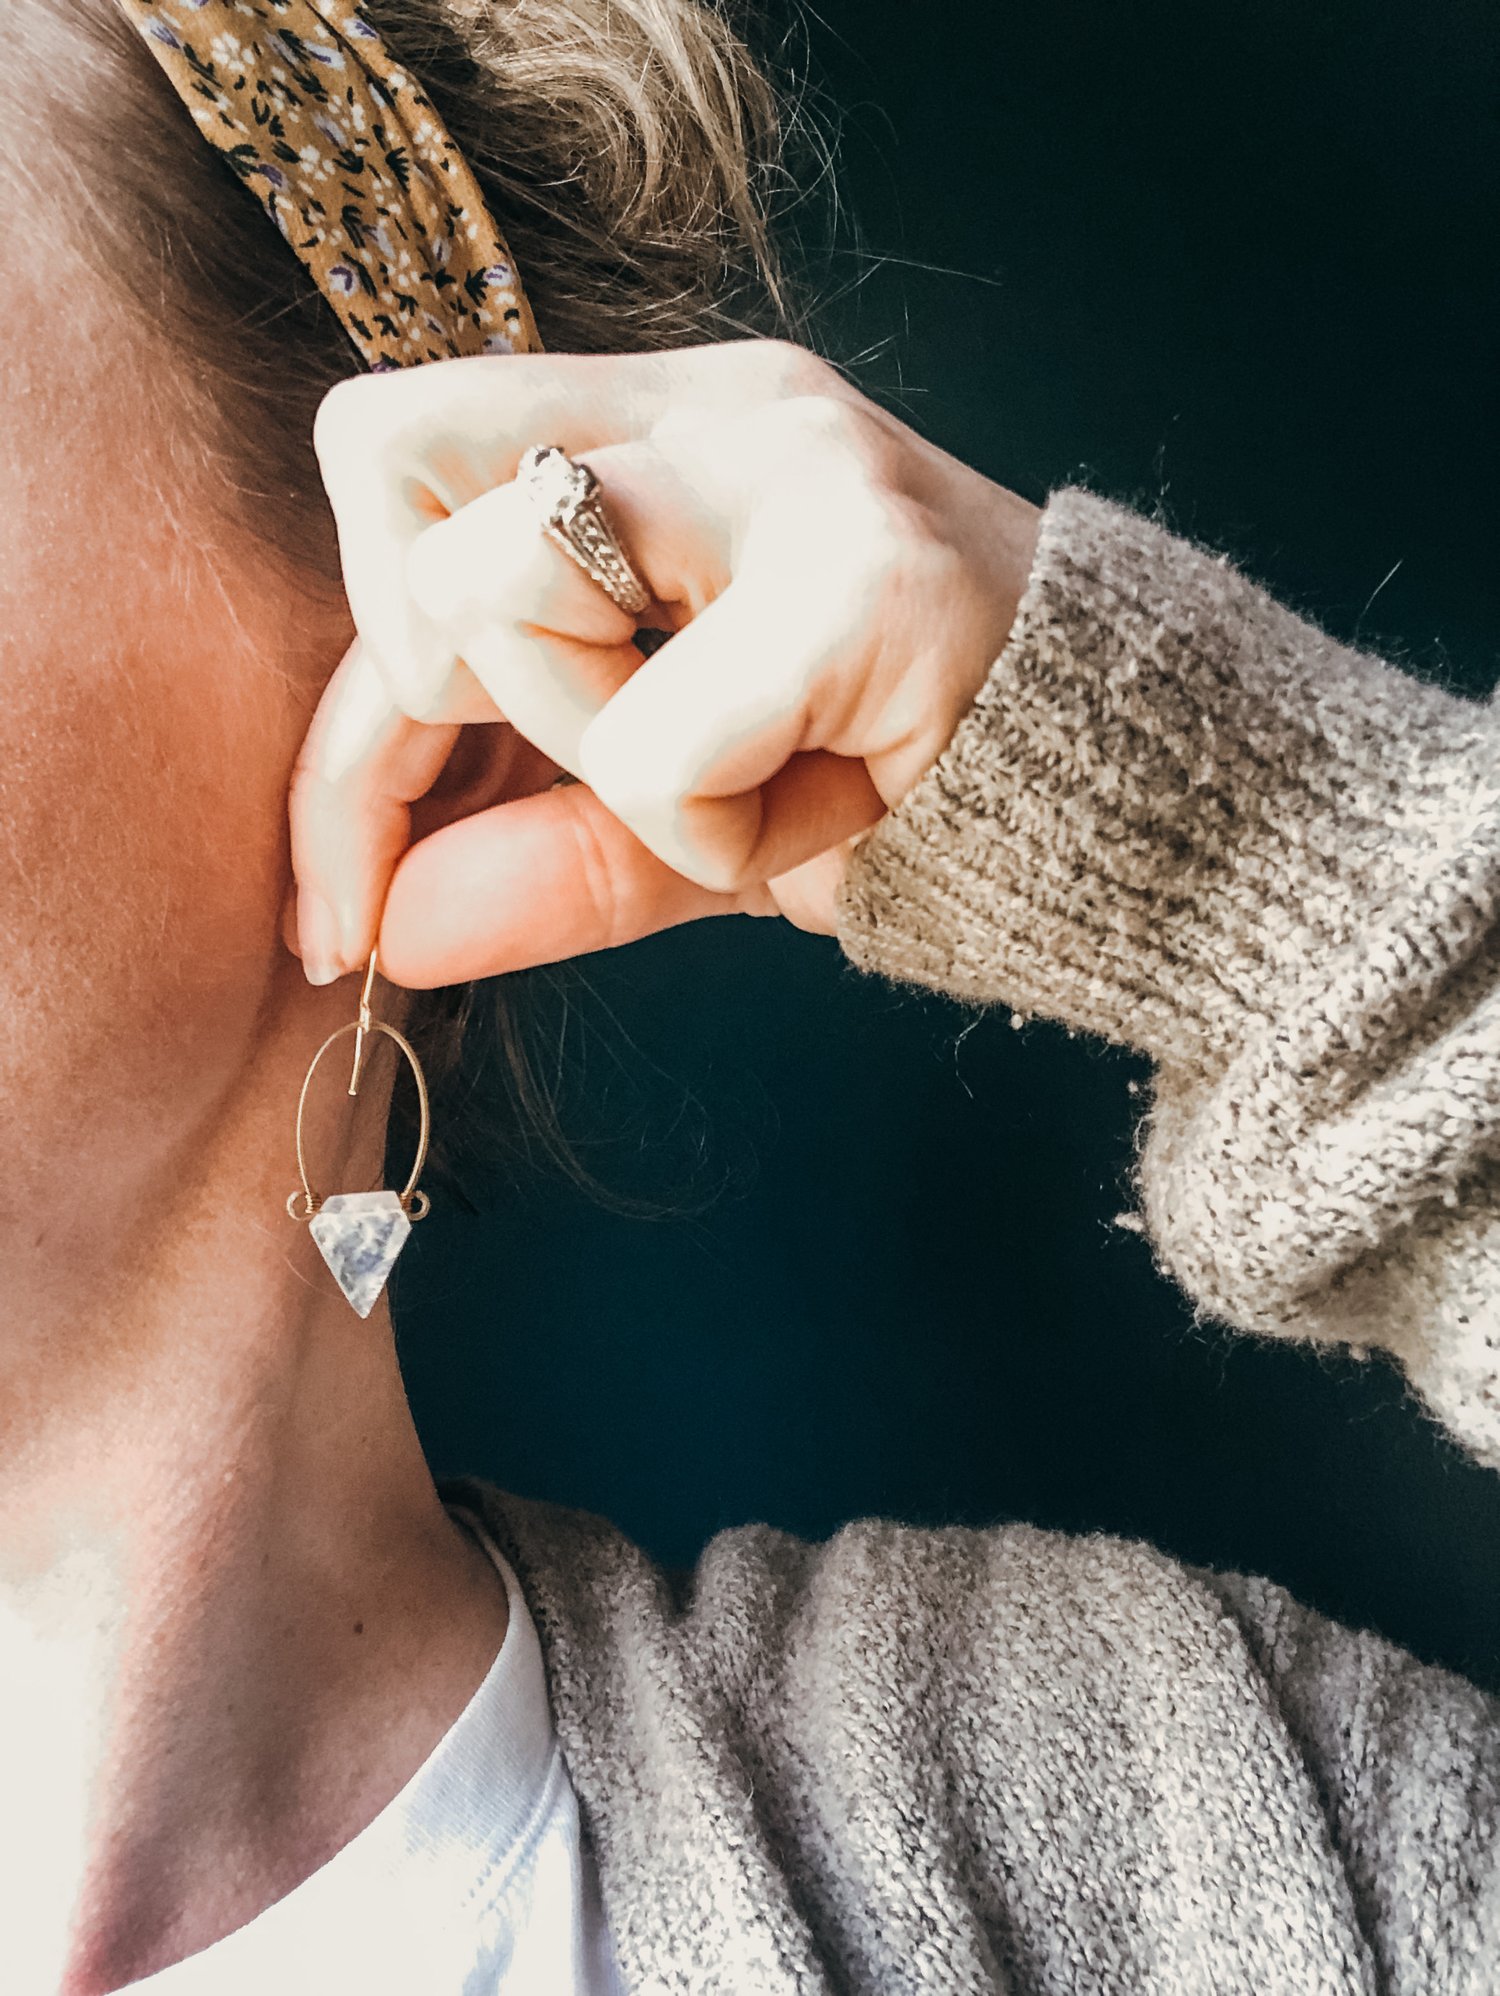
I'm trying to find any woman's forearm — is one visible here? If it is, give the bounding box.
[836,486,1500,1467]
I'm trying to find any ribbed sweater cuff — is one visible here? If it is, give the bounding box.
[834,486,1489,1083]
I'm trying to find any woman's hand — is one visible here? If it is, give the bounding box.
[288,338,1040,987]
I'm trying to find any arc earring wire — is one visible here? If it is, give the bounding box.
[286,949,432,1318]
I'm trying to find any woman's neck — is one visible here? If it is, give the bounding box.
[0,968,510,1995]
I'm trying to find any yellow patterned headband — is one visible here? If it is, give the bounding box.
[113,0,542,370]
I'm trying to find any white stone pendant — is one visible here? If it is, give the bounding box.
[309,1189,412,1319]
[290,990,431,1318]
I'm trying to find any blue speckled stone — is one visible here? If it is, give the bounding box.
[309,1189,412,1318]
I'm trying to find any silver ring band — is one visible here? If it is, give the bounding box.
[517,443,650,617]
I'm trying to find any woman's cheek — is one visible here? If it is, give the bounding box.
[0,514,333,1181]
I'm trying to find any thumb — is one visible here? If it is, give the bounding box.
[374,779,749,985]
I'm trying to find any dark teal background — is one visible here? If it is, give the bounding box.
[396,1,1500,1688]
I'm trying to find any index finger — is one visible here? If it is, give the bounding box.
[287,634,458,984]
[311,349,678,724]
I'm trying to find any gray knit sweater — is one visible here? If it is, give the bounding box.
[442,488,1500,1994]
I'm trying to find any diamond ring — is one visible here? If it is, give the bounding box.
[517,442,650,617]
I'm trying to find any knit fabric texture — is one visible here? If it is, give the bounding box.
[836,488,1500,1470]
[441,489,1500,1993]
[445,1476,1500,1996]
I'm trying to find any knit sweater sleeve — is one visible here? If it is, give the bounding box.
[834,487,1500,1467]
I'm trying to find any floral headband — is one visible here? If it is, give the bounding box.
[112,0,542,369]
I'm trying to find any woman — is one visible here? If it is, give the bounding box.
[2,0,1496,1991]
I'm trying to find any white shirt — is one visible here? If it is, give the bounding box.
[125,1504,624,1994]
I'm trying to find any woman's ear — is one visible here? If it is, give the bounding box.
[280,721,560,964]
[405,721,562,846]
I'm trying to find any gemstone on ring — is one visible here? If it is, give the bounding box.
[517,443,650,616]
[519,442,597,524]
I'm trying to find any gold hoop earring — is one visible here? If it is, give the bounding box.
[286,949,432,1317]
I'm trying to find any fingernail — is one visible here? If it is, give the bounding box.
[299,892,346,987]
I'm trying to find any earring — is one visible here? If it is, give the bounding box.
[286,948,431,1317]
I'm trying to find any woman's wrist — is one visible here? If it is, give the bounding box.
[836,485,1491,1077]
[912,473,1042,807]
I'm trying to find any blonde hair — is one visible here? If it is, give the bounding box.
[8,0,835,1211]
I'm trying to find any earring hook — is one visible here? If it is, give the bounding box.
[349,948,380,1097]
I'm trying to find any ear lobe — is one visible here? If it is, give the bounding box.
[406,722,562,844]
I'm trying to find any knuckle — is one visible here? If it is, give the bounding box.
[835,485,941,602]
[576,707,644,811]
[881,492,961,581]
[371,644,455,725]
[403,680,456,727]
[311,374,373,482]
[787,388,865,446]
[908,521,973,602]
[563,799,637,955]
[701,338,847,415]
[584,743,687,841]
[699,853,753,897]
[770,391,905,491]
[285,750,344,855]
[848,490,911,575]
[575,755,647,844]
[578,752,730,895]
[751,337,843,399]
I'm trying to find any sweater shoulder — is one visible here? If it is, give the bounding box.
[448,1477,1500,1993]
[446,1472,1494,1720]
[442,1472,1386,1751]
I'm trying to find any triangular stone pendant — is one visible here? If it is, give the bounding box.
[309,1189,412,1318]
